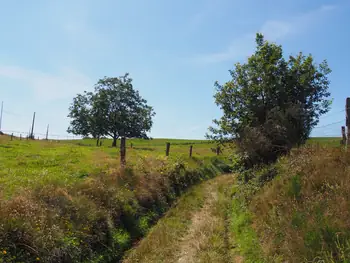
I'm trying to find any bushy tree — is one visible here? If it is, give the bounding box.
[208,34,332,166]
[68,73,155,147]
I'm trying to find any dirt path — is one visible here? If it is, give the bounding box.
[123,174,243,263]
[176,179,221,263]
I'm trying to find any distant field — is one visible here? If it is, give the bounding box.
[0,135,341,196]
[0,135,218,196]
[307,137,341,146]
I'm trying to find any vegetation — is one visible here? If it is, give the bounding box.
[227,143,350,263]
[0,31,344,263]
[124,174,237,263]
[0,135,221,196]
[208,33,332,166]
[67,73,155,147]
[0,134,230,262]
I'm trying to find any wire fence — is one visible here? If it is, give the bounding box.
[0,130,79,140]
[0,102,349,141]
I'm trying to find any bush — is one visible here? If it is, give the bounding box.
[208,34,331,168]
[236,103,312,167]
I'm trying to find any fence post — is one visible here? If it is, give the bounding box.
[120,137,126,167]
[342,126,346,145]
[166,142,170,156]
[347,98,350,147]
[189,145,193,157]
[11,133,13,141]
[216,146,220,156]
[100,141,102,147]
[20,134,22,140]
[130,143,133,149]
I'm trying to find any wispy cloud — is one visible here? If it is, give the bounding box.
[194,4,337,64]
[186,0,227,34]
[0,65,92,101]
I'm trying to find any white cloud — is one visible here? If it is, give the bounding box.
[194,34,255,64]
[0,65,92,101]
[195,4,337,64]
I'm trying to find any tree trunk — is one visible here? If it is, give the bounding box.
[112,137,118,147]
[96,137,100,147]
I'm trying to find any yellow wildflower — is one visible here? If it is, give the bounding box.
[36,257,40,261]
[3,250,7,254]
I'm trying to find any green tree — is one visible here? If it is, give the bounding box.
[68,73,155,147]
[208,34,331,165]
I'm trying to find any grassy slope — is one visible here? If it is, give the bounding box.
[231,142,350,263]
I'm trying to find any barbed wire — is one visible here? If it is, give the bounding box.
[312,119,345,129]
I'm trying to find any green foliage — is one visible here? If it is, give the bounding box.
[209,33,331,166]
[68,73,155,146]
[291,211,305,229]
[288,174,302,200]
[230,198,265,263]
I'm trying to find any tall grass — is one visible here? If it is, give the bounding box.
[0,145,230,263]
[232,144,350,262]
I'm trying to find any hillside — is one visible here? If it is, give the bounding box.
[230,143,350,262]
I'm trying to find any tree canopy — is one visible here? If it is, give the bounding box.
[208,33,332,165]
[68,73,155,146]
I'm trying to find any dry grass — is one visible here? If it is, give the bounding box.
[250,145,350,262]
[0,151,230,263]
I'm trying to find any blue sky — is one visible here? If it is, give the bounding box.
[0,0,348,139]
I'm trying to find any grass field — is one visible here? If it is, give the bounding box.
[0,134,343,262]
[0,135,219,196]
[0,135,340,196]
[307,137,341,146]
[0,134,232,263]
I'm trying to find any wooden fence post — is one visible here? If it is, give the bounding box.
[347,98,350,147]
[130,143,133,149]
[20,134,22,140]
[189,145,193,157]
[120,137,126,166]
[11,133,13,141]
[216,146,220,156]
[342,126,346,145]
[166,142,170,156]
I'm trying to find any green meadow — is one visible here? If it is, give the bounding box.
[0,135,219,196]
